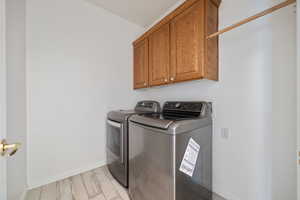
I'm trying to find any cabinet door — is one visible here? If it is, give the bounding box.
[204,0,219,80]
[149,23,170,86]
[170,1,205,83]
[133,39,149,89]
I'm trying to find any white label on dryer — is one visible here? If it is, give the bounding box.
[179,138,200,177]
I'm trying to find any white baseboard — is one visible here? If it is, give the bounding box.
[28,160,106,190]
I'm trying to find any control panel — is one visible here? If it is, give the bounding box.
[135,101,161,113]
[163,102,203,112]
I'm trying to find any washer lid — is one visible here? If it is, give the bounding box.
[130,114,174,130]
[130,114,212,135]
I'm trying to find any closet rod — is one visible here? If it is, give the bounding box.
[207,0,296,39]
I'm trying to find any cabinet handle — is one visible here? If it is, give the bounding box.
[170,77,175,81]
[144,83,147,86]
[164,78,168,82]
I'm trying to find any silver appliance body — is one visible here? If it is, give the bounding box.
[106,101,160,187]
[129,102,213,200]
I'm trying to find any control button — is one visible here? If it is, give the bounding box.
[175,103,181,108]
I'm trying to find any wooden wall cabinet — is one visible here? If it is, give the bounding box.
[133,39,149,89]
[149,23,170,86]
[133,0,221,89]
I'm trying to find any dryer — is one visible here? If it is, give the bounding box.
[106,101,160,187]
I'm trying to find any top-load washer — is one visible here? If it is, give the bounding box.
[129,101,213,200]
[106,101,160,187]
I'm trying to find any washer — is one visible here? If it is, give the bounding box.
[129,101,213,200]
[106,101,160,187]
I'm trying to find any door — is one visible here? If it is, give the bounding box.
[298,1,300,199]
[170,1,205,83]
[1,1,22,199]
[0,0,7,198]
[133,39,149,89]
[149,23,170,86]
[106,120,124,164]
[298,1,300,198]
[106,119,128,187]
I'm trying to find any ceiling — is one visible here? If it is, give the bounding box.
[86,0,180,27]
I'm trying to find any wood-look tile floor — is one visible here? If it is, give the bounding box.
[25,165,226,200]
[25,166,129,200]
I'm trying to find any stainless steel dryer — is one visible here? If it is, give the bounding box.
[129,101,213,200]
[106,101,160,187]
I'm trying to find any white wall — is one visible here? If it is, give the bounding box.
[26,0,143,188]
[135,0,297,199]
[271,0,297,199]
[6,0,27,199]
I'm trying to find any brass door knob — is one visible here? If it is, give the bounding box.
[0,140,21,157]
